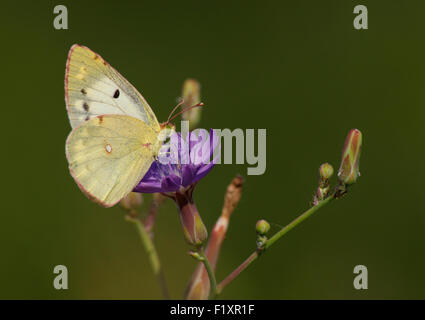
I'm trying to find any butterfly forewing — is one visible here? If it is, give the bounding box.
[65,44,160,130]
[66,115,161,207]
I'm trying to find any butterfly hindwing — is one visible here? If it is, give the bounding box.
[65,44,160,130]
[66,114,161,207]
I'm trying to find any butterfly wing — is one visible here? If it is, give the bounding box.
[65,44,160,130]
[66,114,161,207]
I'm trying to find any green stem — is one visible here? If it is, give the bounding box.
[127,216,170,299]
[266,196,333,248]
[216,196,334,295]
[199,251,218,300]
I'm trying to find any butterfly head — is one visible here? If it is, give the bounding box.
[159,122,176,131]
[157,123,176,146]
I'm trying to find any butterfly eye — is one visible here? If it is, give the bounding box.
[113,89,120,98]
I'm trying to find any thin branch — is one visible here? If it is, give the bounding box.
[217,251,258,295]
[266,195,334,248]
[144,193,165,235]
[216,195,335,294]
[126,215,170,299]
[198,251,218,300]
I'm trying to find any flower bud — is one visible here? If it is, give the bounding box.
[180,208,208,246]
[181,79,201,129]
[338,129,362,185]
[120,192,143,212]
[174,191,208,247]
[319,163,334,181]
[314,163,334,204]
[256,219,270,235]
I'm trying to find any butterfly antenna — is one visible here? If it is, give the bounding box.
[164,101,205,126]
[166,99,185,124]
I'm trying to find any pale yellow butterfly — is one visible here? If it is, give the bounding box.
[65,45,173,207]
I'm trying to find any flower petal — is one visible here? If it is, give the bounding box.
[161,174,182,192]
[133,128,220,194]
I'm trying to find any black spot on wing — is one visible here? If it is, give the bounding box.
[83,102,89,111]
[113,89,120,99]
[81,88,87,95]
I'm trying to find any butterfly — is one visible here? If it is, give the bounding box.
[65,45,173,208]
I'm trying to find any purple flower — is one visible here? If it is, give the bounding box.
[133,128,220,246]
[133,129,220,194]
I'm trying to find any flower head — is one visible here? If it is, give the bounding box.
[133,128,220,246]
[134,129,220,194]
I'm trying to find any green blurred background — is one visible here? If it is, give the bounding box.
[0,0,424,299]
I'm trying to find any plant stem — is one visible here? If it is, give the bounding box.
[216,196,335,295]
[216,251,258,295]
[127,216,170,299]
[266,196,333,248]
[198,251,218,300]
[185,175,243,300]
